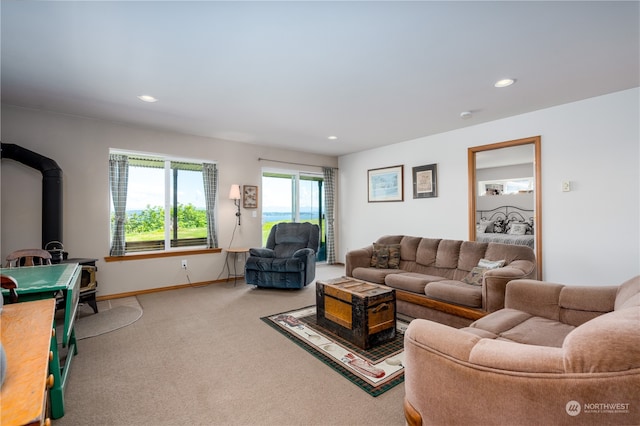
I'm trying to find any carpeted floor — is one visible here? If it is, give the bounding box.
[52,264,407,426]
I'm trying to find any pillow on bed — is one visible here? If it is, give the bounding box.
[509,223,528,235]
[493,218,506,233]
[476,224,488,234]
[479,220,494,233]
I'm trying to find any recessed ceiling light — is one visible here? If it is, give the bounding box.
[328,136,338,140]
[494,78,516,88]
[137,95,158,103]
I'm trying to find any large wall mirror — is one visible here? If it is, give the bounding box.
[468,136,542,278]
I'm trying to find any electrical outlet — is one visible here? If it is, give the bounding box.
[562,180,571,192]
[181,259,188,269]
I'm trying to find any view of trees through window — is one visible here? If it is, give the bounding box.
[110,153,209,252]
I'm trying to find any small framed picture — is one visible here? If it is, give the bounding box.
[368,165,404,202]
[412,164,438,198]
[243,185,258,209]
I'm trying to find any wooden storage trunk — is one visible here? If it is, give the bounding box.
[316,277,396,349]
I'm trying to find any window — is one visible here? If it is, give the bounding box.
[109,151,218,254]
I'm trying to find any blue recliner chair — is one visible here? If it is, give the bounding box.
[245,222,320,289]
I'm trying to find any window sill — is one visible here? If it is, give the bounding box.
[104,248,221,262]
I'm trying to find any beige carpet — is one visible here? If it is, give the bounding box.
[52,264,406,426]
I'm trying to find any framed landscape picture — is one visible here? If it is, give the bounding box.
[243,185,258,208]
[413,164,438,198]
[368,165,404,202]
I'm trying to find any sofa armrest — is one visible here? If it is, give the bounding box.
[345,246,374,277]
[482,261,536,312]
[405,319,481,363]
[293,247,315,259]
[249,247,275,258]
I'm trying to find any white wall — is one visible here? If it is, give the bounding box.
[1,105,338,296]
[338,88,640,285]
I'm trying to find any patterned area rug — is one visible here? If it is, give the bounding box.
[261,305,409,397]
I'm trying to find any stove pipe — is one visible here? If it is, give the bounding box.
[0,143,63,249]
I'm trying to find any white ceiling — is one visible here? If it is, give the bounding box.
[2,1,638,157]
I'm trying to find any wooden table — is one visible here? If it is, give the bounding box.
[0,264,82,419]
[0,299,56,426]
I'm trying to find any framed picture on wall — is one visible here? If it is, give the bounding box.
[368,165,404,202]
[412,164,438,198]
[243,185,258,209]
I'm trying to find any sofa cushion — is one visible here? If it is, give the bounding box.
[385,272,445,293]
[370,243,401,269]
[399,236,422,262]
[484,243,536,268]
[559,285,618,326]
[499,316,575,347]
[470,308,533,334]
[415,238,441,267]
[459,326,498,340]
[247,257,306,273]
[469,308,575,347]
[435,240,462,269]
[352,267,402,284]
[424,280,482,308]
[458,241,489,272]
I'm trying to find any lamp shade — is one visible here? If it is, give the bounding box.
[229,184,241,200]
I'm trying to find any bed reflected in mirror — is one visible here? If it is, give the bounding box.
[468,136,542,278]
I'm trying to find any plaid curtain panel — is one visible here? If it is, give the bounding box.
[323,167,337,264]
[109,154,129,256]
[202,163,219,248]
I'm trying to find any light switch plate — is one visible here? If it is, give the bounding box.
[562,181,571,192]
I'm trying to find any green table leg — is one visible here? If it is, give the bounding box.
[49,319,65,419]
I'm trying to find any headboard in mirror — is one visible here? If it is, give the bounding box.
[475,205,535,249]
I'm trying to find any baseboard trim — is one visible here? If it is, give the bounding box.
[95,277,238,301]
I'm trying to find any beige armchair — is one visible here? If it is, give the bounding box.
[404,276,640,425]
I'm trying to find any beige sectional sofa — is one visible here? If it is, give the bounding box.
[404,275,640,426]
[345,235,537,327]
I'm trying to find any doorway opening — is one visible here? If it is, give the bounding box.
[261,171,326,261]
